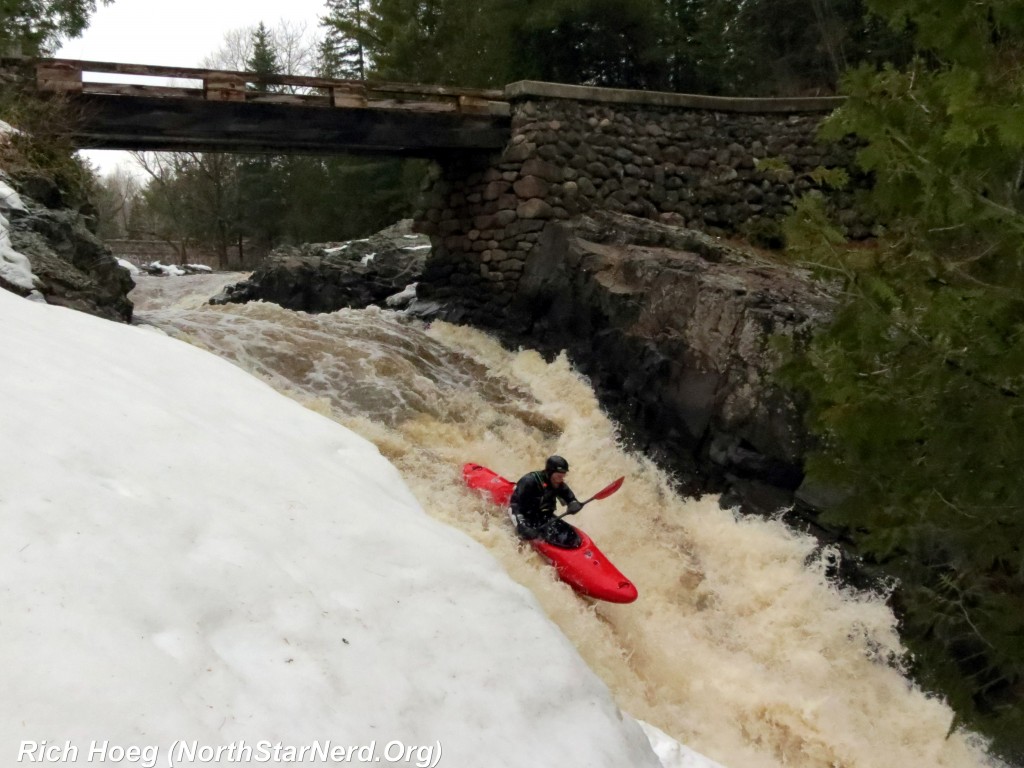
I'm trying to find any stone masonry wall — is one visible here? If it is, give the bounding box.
[415,82,863,324]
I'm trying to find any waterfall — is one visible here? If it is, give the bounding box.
[130,272,1001,768]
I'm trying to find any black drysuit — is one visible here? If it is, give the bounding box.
[508,470,581,549]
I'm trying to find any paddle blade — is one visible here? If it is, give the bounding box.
[591,476,624,500]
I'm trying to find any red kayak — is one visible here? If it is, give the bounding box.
[462,463,638,604]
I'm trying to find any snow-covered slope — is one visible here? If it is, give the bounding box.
[0,285,663,767]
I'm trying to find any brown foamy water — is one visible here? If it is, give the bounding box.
[130,273,1002,768]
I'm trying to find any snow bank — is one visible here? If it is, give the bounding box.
[0,192,37,291]
[116,258,141,276]
[0,288,661,768]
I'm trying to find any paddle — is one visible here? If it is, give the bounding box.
[548,476,625,525]
[579,476,625,507]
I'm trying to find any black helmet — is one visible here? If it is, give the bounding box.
[545,455,570,474]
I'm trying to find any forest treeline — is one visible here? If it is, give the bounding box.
[318,0,912,96]
[2,0,1022,760]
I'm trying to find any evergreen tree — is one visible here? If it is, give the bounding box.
[511,0,666,88]
[651,0,734,94]
[247,21,281,91]
[318,0,912,94]
[1,1,111,201]
[344,0,455,84]
[315,35,345,79]
[276,155,425,243]
[320,0,368,79]
[780,0,1024,757]
[0,0,110,56]
[710,0,913,95]
[237,22,286,254]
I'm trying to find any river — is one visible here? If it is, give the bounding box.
[130,272,1001,768]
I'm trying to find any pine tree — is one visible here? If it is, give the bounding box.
[247,21,281,91]
[238,22,285,253]
[780,0,1024,758]
[320,0,369,79]
[0,0,110,56]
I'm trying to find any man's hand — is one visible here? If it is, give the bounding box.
[519,523,540,540]
[511,510,540,540]
[566,500,583,515]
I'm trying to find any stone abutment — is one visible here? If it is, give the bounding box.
[415,81,861,327]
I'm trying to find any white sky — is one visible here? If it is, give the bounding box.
[57,0,328,68]
[0,202,723,767]
[57,0,329,176]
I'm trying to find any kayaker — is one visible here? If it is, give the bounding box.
[508,455,583,548]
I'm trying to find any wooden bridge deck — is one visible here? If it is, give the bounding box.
[3,58,512,156]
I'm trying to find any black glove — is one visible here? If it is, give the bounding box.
[510,509,539,540]
[517,521,540,540]
[566,500,583,515]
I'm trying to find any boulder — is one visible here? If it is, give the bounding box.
[2,175,134,323]
[212,220,429,312]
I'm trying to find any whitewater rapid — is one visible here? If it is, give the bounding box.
[130,272,1000,768]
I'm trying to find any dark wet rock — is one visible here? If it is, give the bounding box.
[2,183,134,322]
[211,220,429,312]
[13,172,64,210]
[518,212,837,511]
[513,212,837,513]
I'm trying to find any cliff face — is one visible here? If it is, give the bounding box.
[477,212,838,514]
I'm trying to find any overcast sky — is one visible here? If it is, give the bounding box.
[57,0,327,67]
[57,0,329,175]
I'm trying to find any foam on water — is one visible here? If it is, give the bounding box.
[129,274,1002,768]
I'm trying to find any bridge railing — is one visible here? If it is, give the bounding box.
[14,57,511,117]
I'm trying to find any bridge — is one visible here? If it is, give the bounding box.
[2,57,512,156]
[5,57,848,159]
[4,56,860,329]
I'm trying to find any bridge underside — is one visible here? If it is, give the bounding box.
[65,94,510,156]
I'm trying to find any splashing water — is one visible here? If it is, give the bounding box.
[130,273,1002,768]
